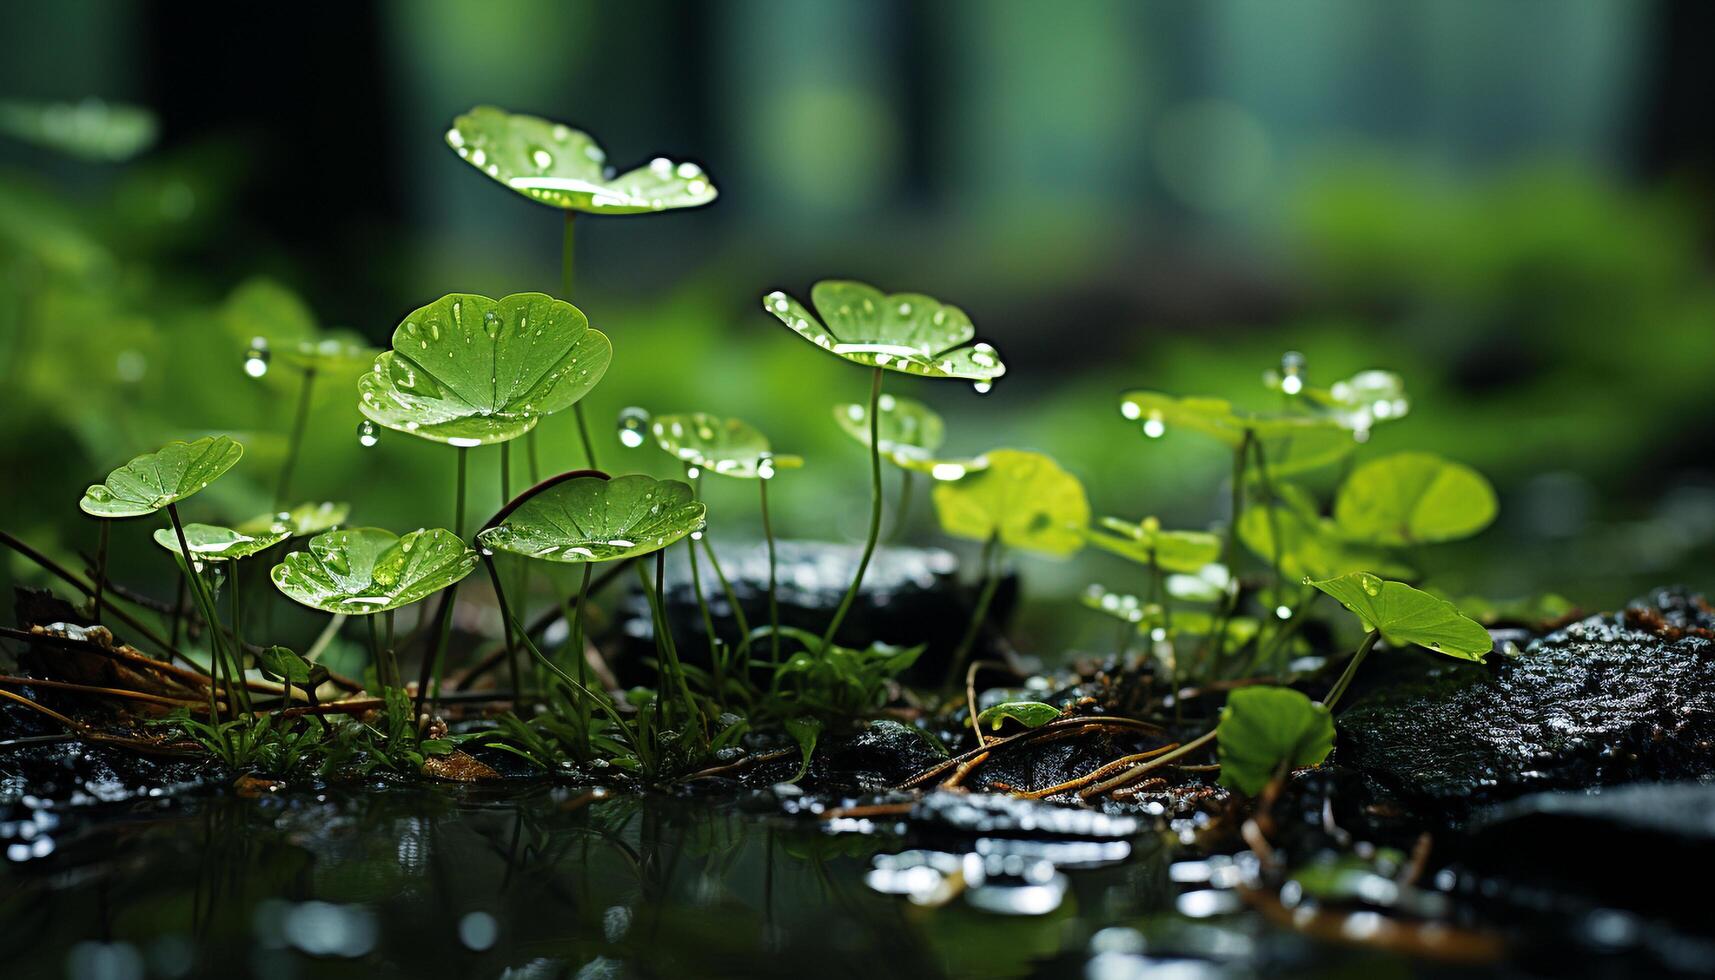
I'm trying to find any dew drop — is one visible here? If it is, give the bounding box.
[617,407,651,448]
[972,381,993,395]
[531,147,553,169]
[243,337,271,378]
[1143,414,1166,439]
[357,419,380,448]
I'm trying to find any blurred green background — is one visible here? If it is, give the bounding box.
[2,0,1711,659]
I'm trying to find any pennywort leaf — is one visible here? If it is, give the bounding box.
[1308,572,1492,660]
[236,501,350,538]
[975,701,1061,731]
[272,527,478,615]
[1088,516,1222,573]
[476,474,706,563]
[152,523,289,562]
[78,436,244,518]
[1216,686,1335,795]
[931,449,1088,557]
[763,281,1005,382]
[1333,451,1497,545]
[649,412,801,479]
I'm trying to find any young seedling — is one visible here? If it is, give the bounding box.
[359,290,611,518]
[445,105,717,470]
[831,394,989,539]
[152,522,290,713]
[1215,685,1336,796]
[1308,571,1493,710]
[932,448,1087,684]
[764,281,1005,655]
[477,472,707,748]
[1087,516,1222,694]
[79,436,245,713]
[271,526,478,721]
[224,278,376,507]
[646,411,803,669]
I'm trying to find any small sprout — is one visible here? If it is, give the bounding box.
[975,700,1061,732]
[932,449,1088,557]
[254,645,326,688]
[1216,685,1335,796]
[476,474,705,564]
[784,716,822,783]
[648,412,803,480]
[1309,572,1493,661]
[1333,451,1498,545]
[272,527,479,615]
[78,436,244,518]
[358,292,612,446]
[235,501,350,538]
[446,106,718,214]
[1087,515,1222,573]
[151,523,289,562]
[0,98,158,161]
[762,281,1006,385]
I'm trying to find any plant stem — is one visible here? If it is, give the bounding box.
[367,614,382,687]
[92,519,110,624]
[1249,434,1284,623]
[638,553,699,738]
[527,429,541,483]
[570,562,593,755]
[1082,729,1219,798]
[454,447,468,538]
[559,210,599,469]
[1321,630,1380,712]
[819,367,884,653]
[412,587,458,725]
[686,534,723,693]
[1205,430,1253,676]
[500,441,511,505]
[946,534,1002,687]
[228,559,251,712]
[890,470,914,542]
[700,534,750,650]
[276,367,317,508]
[384,609,397,690]
[167,504,227,721]
[759,477,780,665]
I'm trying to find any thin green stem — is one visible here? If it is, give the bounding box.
[1205,430,1252,676]
[228,559,251,712]
[946,534,1002,687]
[384,609,397,690]
[638,553,699,738]
[454,447,468,539]
[759,477,780,665]
[686,535,723,691]
[167,504,226,721]
[276,367,316,508]
[367,615,382,686]
[501,441,511,505]
[1249,434,1284,623]
[559,210,599,469]
[412,587,458,725]
[699,534,749,651]
[890,470,915,542]
[92,519,109,624]
[819,367,884,653]
[527,429,542,484]
[1321,630,1380,712]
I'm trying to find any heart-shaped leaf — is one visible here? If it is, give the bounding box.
[1217,686,1335,795]
[476,474,706,563]
[447,106,717,214]
[272,527,478,615]
[1120,391,1344,448]
[763,281,1005,382]
[78,436,244,518]
[1308,572,1492,661]
[358,292,611,446]
[153,523,289,562]
[1333,452,1497,545]
[976,700,1061,731]
[1088,516,1222,573]
[648,412,802,479]
[931,449,1088,557]
[255,645,326,687]
[236,502,350,538]
[0,98,158,161]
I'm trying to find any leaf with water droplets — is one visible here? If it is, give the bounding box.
[0,98,157,161]
[476,474,705,564]
[1086,516,1221,573]
[272,527,477,615]
[235,501,351,538]
[1333,452,1497,545]
[1308,572,1492,660]
[976,700,1061,732]
[830,393,983,478]
[1268,367,1411,433]
[648,412,801,480]
[255,645,325,687]
[1217,686,1335,795]
[358,292,611,446]
[153,523,289,561]
[446,106,717,214]
[763,281,1005,382]
[931,449,1087,557]
[78,436,244,518]
[1119,391,1353,472]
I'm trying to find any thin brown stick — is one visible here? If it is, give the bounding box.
[941,750,989,789]
[0,688,200,755]
[1079,728,1218,799]
[0,675,213,711]
[896,714,1165,790]
[685,748,797,781]
[1017,741,1181,799]
[818,801,914,822]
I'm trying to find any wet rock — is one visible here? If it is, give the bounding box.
[811,719,948,789]
[614,540,1014,682]
[1336,588,1715,825]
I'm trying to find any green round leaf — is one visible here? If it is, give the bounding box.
[976,701,1062,731]
[153,523,290,562]
[931,449,1088,557]
[1217,686,1335,796]
[1119,391,1344,448]
[1333,452,1497,545]
[763,281,1005,382]
[236,501,351,538]
[78,436,244,518]
[649,412,801,479]
[1088,516,1222,573]
[272,527,478,615]
[476,474,706,564]
[446,106,717,214]
[0,98,157,161]
[1308,572,1493,660]
[255,646,325,686]
[358,292,612,446]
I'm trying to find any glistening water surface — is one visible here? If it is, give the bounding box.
[1,783,1408,979]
